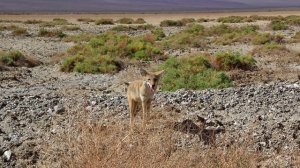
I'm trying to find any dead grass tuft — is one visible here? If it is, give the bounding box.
[36,110,272,168]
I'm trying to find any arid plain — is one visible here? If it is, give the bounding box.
[0,10,300,167]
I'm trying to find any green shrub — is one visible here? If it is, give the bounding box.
[53,18,68,24]
[285,15,300,26]
[0,50,40,68]
[0,50,23,66]
[160,20,186,27]
[180,18,196,24]
[60,32,163,73]
[116,18,134,24]
[252,33,272,45]
[252,43,291,56]
[249,15,283,21]
[270,20,288,30]
[212,25,259,45]
[207,24,232,36]
[40,18,71,27]
[212,51,256,71]
[57,31,67,38]
[217,16,247,23]
[151,28,166,41]
[61,55,119,73]
[111,24,155,31]
[160,56,232,91]
[95,19,114,25]
[12,27,28,36]
[162,24,206,49]
[38,28,66,38]
[134,18,146,24]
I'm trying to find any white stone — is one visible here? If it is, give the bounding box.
[4,150,12,161]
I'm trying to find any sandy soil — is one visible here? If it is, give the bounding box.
[1,10,300,25]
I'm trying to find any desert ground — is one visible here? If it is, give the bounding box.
[0,11,300,167]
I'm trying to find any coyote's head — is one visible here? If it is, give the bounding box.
[140,69,164,92]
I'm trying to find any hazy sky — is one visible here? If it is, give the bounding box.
[0,0,300,12]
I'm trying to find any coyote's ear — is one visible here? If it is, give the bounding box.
[155,70,165,77]
[140,69,148,76]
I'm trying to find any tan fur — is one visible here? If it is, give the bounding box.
[126,69,164,131]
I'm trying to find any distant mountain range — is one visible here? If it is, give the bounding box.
[1,0,300,12]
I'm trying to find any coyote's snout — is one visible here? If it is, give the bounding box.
[126,69,164,131]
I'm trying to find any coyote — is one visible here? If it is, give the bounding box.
[126,69,164,131]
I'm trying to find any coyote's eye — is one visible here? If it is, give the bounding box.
[148,78,151,81]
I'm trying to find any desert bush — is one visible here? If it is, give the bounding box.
[285,15,300,26]
[212,25,259,45]
[269,20,288,30]
[60,32,163,73]
[252,33,272,45]
[160,55,232,91]
[251,33,284,45]
[197,18,210,22]
[252,42,291,56]
[151,27,166,41]
[95,19,114,25]
[180,18,196,24]
[63,33,95,43]
[217,16,248,23]
[53,18,68,24]
[291,31,300,42]
[111,24,155,32]
[60,54,119,73]
[0,50,40,68]
[206,24,232,36]
[40,18,71,27]
[77,18,95,23]
[162,24,206,49]
[134,18,146,24]
[38,28,66,38]
[212,51,256,71]
[61,25,81,31]
[116,18,134,24]
[11,27,28,36]
[24,19,44,24]
[160,20,186,27]
[0,19,22,23]
[0,25,18,31]
[249,15,284,21]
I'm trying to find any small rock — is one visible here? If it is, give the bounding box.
[85,106,92,111]
[47,108,53,113]
[3,150,12,161]
[54,104,65,114]
[91,101,97,106]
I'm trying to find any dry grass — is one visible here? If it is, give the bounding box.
[77,18,95,23]
[12,27,28,36]
[95,19,114,25]
[37,109,270,168]
[38,28,66,38]
[24,19,44,24]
